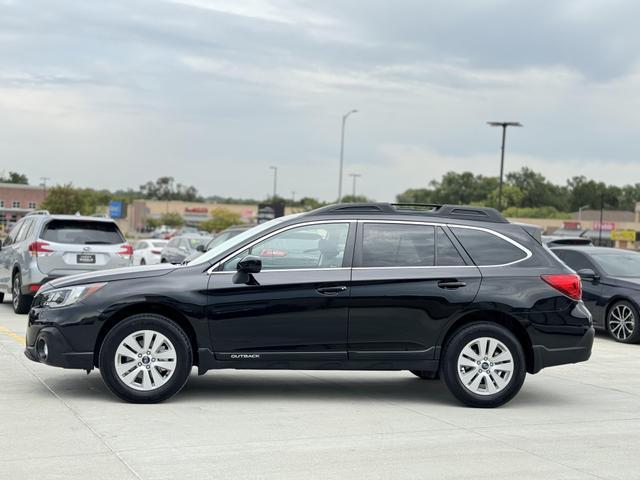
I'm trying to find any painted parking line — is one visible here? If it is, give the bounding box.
[0,325,26,345]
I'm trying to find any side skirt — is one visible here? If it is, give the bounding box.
[196,348,439,375]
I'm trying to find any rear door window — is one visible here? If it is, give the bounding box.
[553,250,596,272]
[451,227,528,266]
[41,220,125,245]
[360,223,435,267]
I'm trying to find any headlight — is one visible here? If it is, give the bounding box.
[38,283,107,308]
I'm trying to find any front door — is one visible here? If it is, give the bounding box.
[207,221,354,361]
[348,222,482,360]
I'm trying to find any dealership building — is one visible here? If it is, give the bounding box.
[0,182,47,232]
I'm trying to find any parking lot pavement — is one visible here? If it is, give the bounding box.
[1,303,639,480]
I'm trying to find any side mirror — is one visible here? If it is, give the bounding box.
[232,255,262,285]
[196,244,206,253]
[577,268,599,282]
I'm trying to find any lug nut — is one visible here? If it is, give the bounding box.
[138,354,142,358]
[146,365,150,370]
[477,361,481,365]
[138,362,142,366]
[151,358,156,362]
[146,351,150,355]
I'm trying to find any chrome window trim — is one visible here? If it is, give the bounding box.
[207,219,353,274]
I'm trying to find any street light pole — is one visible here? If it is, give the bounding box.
[578,205,589,222]
[348,173,361,198]
[269,166,277,199]
[338,109,358,203]
[487,121,522,211]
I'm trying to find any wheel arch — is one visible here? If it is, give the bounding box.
[94,303,199,368]
[439,310,534,373]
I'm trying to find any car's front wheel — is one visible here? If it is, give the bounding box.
[99,314,193,403]
[441,322,526,408]
[606,300,640,343]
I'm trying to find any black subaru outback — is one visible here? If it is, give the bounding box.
[25,203,594,407]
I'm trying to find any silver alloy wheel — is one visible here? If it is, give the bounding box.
[12,276,20,309]
[609,304,635,341]
[114,330,177,391]
[457,336,514,396]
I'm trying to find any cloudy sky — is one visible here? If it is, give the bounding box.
[1,0,640,201]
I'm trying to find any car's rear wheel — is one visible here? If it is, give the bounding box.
[410,370,439,380]
[140,258,146,265]
[0,292,4,303]
[12,273,32,314]
[441,322,526,408]
[99,314,193,403]
[606,301,640,343]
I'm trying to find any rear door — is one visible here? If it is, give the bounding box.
[348,222,481,361]
[36,219,128,275]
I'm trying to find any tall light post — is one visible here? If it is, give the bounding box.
[269,166,278,199]
[487,121,522,211]
[348,173,361,198]
[338,109,358,203]
[578,205,589,222]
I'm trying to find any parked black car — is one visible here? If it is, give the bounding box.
[551,246,640,343]
[25,203,593,407]
[160,235,212,264]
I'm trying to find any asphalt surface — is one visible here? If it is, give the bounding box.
[1,299,639,480]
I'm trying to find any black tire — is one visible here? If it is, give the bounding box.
[606,300,640,344]
[0,292,4,303]
[140,258,146,265]
[440,322,526,408]
[160,258,167,263]
[98,314,193,403]
[410,370,439,380]
[12,273,33,314]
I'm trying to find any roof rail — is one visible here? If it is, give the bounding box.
[25,210,50,217]
[307,203,508,223]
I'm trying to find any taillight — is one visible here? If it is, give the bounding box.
[151,249,162,254]
[28,241,53,257]
[541,274,582,300]
[118,244,133,258]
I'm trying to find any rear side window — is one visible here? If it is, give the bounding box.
[451,227,527,266]
[41,220,125,245]
[436,227,465,266]
[361,223,435,267]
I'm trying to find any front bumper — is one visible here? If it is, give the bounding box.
[24,325,94,370]
[531,326,594,374]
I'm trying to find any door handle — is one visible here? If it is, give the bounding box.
[316,286,347,295]
[437,280,467,289]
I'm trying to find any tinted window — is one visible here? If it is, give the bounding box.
[452,227,526,266]
[553,250,596,272]
[223,223,349,271]
[15,219,33,243]
[41,220,124,245]
[590,252,640,277]
[436,227,465,266]
[5,220,24,245]
[134,241,148,250]
[361,223,435,267]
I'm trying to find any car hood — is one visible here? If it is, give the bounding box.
[45,264,179,289]
[604,276,640,290]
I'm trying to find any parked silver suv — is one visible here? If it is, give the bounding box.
[0,211,132,313]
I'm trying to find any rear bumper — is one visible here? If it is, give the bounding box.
[531,326,594,374]
[24,324,94,370]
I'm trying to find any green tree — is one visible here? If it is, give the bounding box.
[0,171,29,184]
[140,176,201,201]
[340,195,371,203]
[159,212,185,228]
[200,208,241,233]
[41,184,85,214]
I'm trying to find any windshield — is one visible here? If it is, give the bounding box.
[188,213,304,266]
[591,252,640,277]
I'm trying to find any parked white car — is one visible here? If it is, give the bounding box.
[132,239,168,265]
